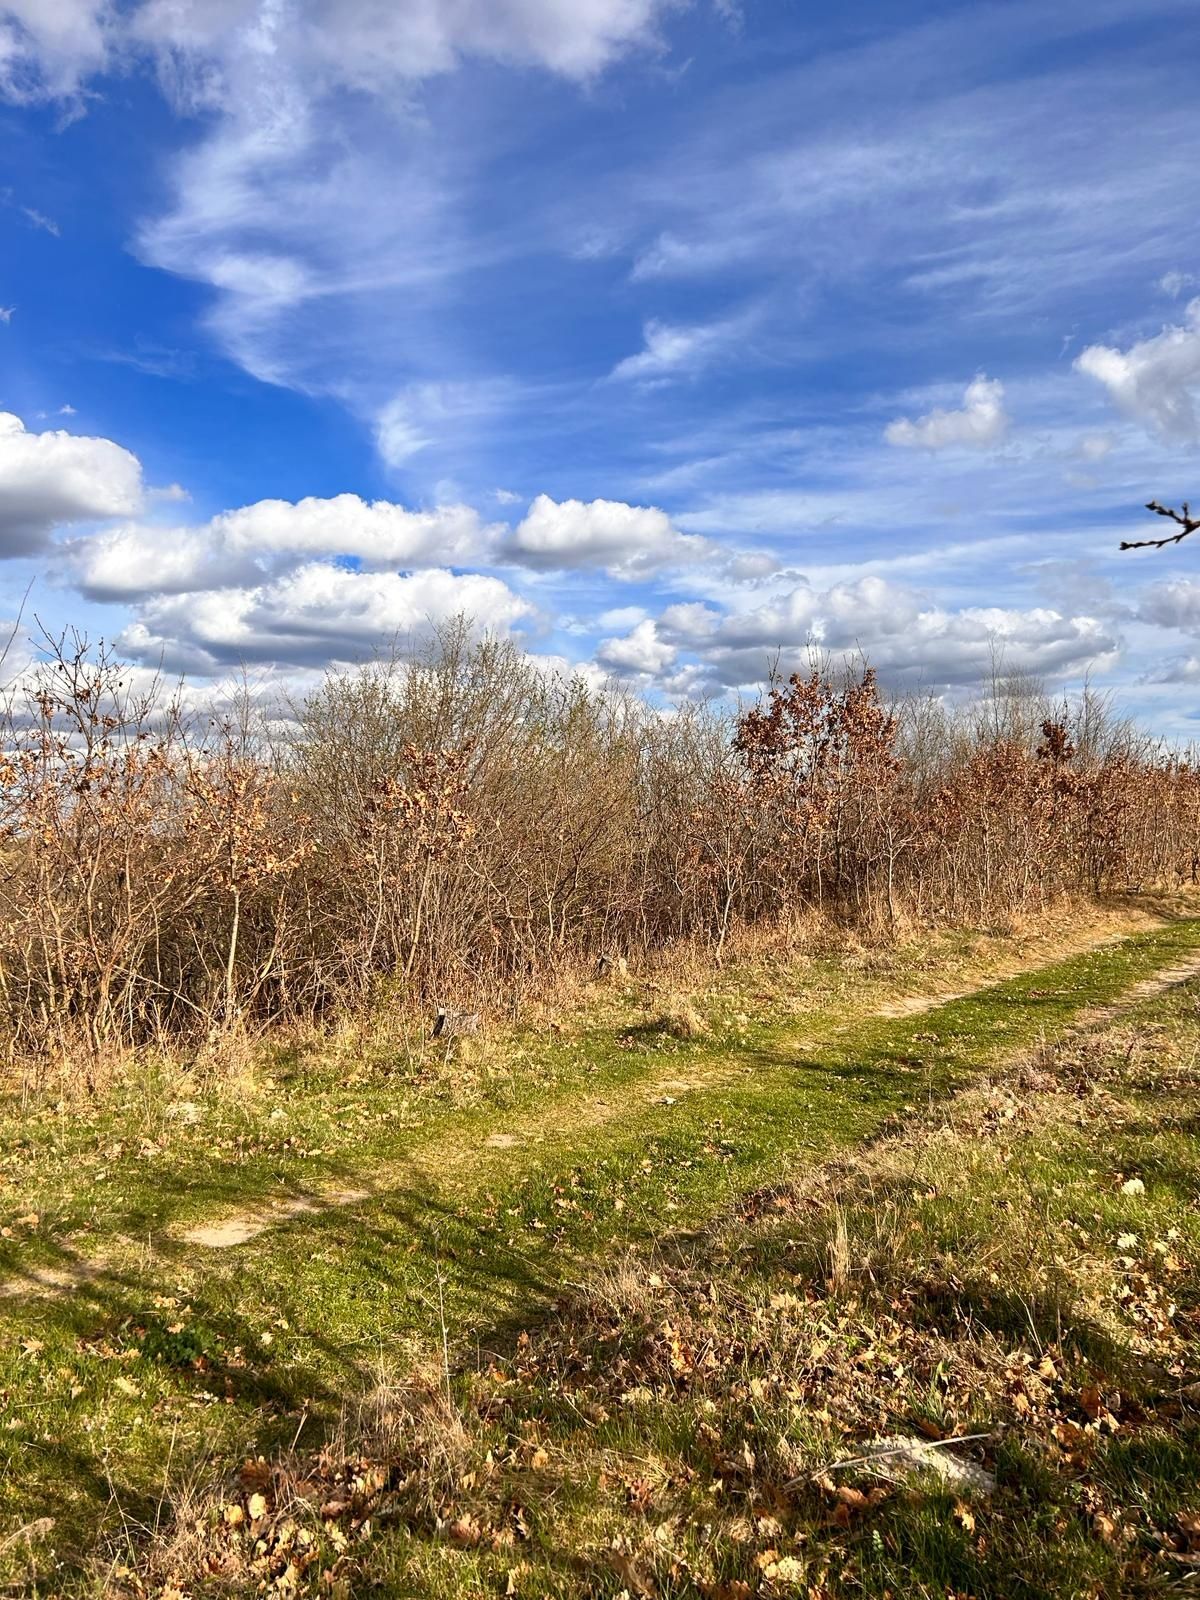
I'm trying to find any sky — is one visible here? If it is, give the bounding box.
[2,0,1200,731]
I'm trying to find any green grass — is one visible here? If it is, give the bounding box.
[349,962,1200,1600]
[0,908,1161,1253]
[0,911,1198,1594]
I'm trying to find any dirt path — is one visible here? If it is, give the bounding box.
[4,927,1199,1299]
[175,941,1200,1251]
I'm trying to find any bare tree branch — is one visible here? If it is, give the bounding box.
[0,577,33,692]
[1121,500,1200,551]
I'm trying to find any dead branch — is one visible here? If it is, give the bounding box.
[1121,500,1200,551]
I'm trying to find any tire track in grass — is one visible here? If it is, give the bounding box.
[3,920,1199,1298]
[176,935,1200,1252]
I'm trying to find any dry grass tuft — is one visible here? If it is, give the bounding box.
[100,1350,478,1600]
[657,995,709,1039]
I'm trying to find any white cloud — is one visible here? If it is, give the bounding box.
[0,0,113,102]
[58,523,261,601]
[724,550,780,582]
[0,410,144,556]
[506,492,713,578]
[597,604,647,629]
[522,649,610,695]
[117,563,534,673]
[149,481,190,503]
[130,0,677,92]
[1075,299,1200,443]
[1076,431,1115,461]
[597,617,677,676]
[619,575,1119,693]
[215,494,488,566]
[0,306,13,322]
[1159,270,1195,299]
[0,0,687,400]
[375,382,513,469]
[1138,577,1200,633]
[629,231,745,281]
[885,375,1009,451]
[610,314,745,382]
[1141,654,1200,685]
[1,0,675,105]
[59,492,492,599]
[21,204,59,235]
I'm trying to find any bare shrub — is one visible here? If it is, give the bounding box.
[2,624,1198,1090]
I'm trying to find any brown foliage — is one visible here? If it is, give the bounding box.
[1,626,1197,1083]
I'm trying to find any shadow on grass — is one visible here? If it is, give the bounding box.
[0,1151,566,1592]
[5,918,1200,1591]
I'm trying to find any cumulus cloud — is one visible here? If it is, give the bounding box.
[505,493,713,579]
[0,410,144,556]
[1075,299,1200,443]
[601,576,1117,693]
[885,375,1009,451]
[215,494,487,566]
[723,550,782,583]
[58,492,492,600]
[1138,576,1200,633]
[117,563,534,673]
[597,618,677,677]
[58,524,260,601]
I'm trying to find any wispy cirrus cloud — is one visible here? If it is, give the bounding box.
[610,311,753,383]
[4,0,1200,735]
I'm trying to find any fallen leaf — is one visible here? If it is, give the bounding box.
[239,1459,272,1493]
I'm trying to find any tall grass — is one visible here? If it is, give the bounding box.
[1,622,1197,1081]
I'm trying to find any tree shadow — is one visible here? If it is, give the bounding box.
[0,1148,570,1591]
[2,933,1191,1592]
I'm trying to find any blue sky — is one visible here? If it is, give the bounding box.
[2,0,1200,729]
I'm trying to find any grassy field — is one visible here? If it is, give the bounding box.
[0,903,1198,1596]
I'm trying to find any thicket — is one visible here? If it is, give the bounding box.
[1,623,1197,1075]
